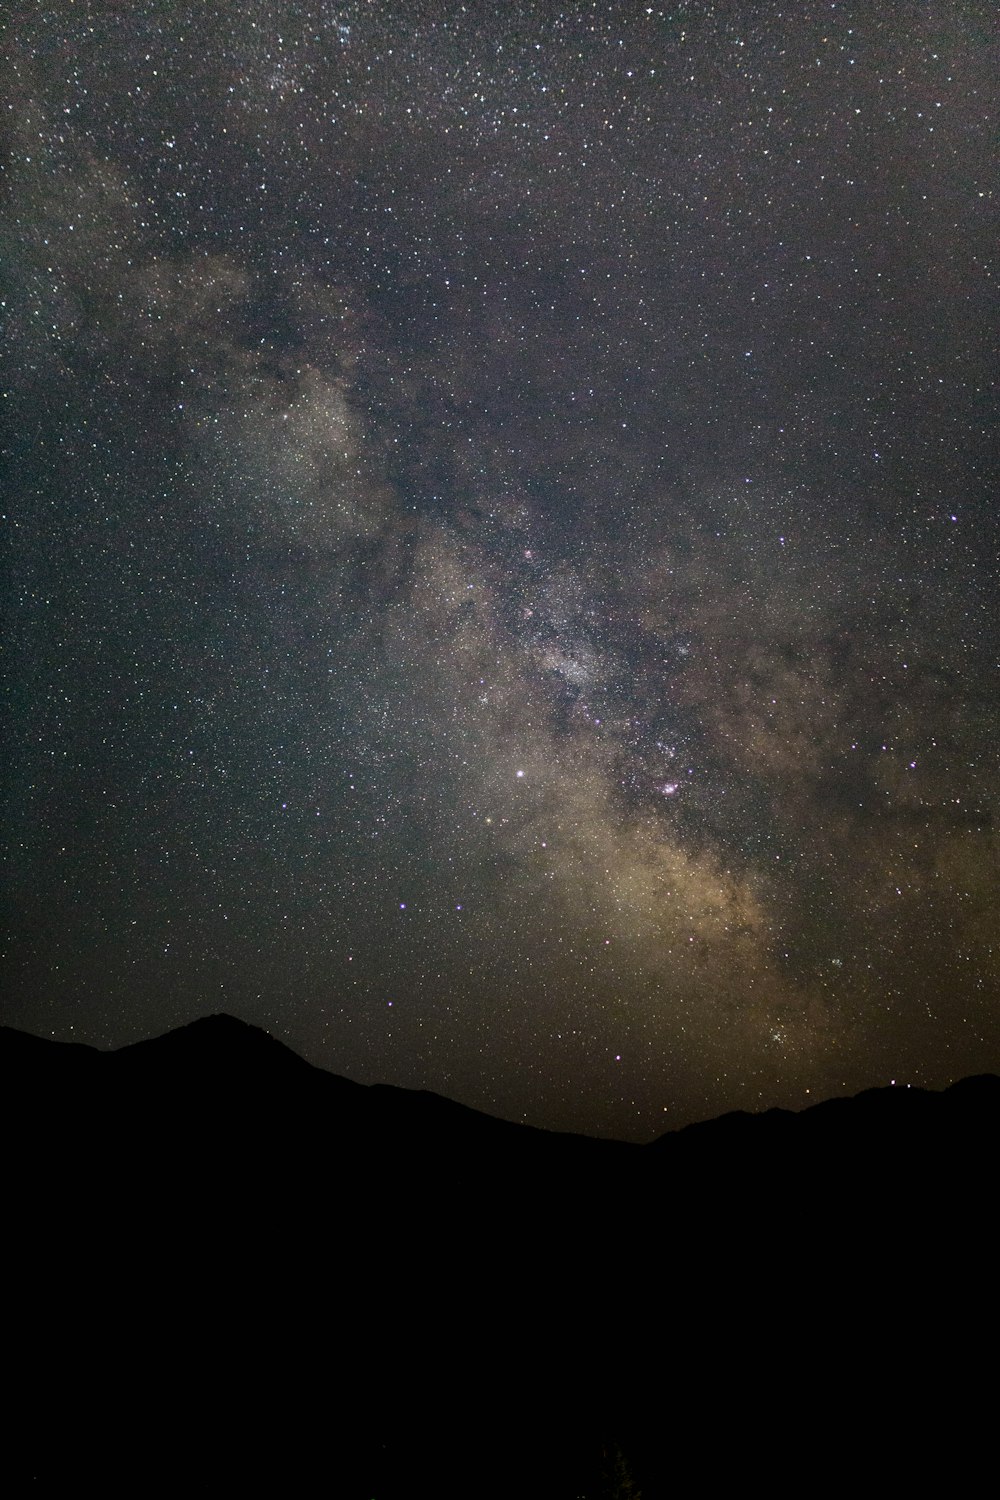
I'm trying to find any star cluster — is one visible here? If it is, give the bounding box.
[3,1,997,1137]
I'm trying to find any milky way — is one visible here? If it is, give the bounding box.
[3,1,997,1137]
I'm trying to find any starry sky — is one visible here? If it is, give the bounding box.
[3,0,997,1139]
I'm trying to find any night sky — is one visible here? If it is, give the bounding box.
[4,1,997,1139]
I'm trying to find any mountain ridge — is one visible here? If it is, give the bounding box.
[6,1013,997,1496]
[4,1011,997,1149]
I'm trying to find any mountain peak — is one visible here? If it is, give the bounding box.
[121,1012,307,1072]
[171,1012,275,1040]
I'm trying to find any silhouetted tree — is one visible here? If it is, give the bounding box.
[600,1440,642,1499]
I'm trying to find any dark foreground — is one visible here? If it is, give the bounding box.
[5,1016,997,1495]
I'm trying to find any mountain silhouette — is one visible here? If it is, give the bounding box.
[5,1017,997,1496]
